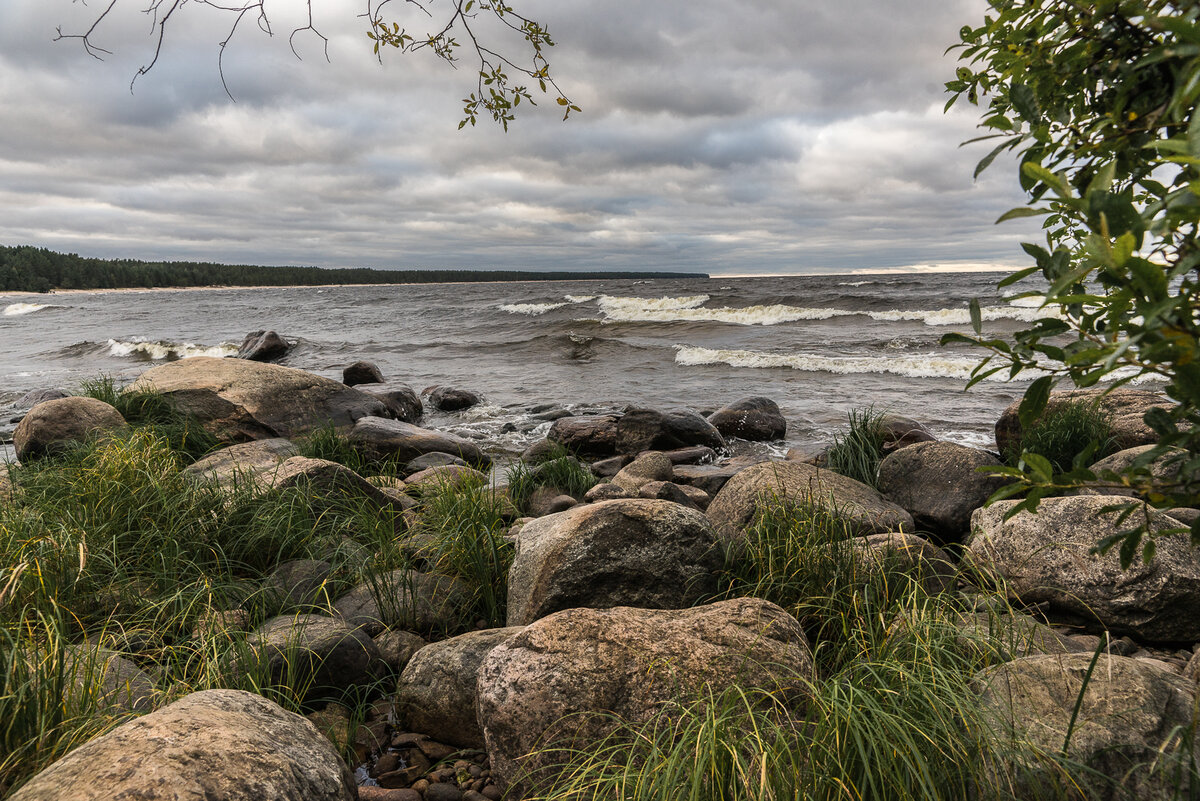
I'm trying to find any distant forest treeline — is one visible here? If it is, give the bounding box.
[0,245,706,292]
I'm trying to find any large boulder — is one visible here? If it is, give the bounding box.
[348,416,491,470]
[262,456,407,514]
[706,461,914,542]
[614,408,725,454]
[248,614,383,701]
[1081,445,1188,499]
[129,357,388,442]
[8,689,356,801]
[877,441,1007,542]
[954,609,1090,663]
[995,387,1173,458]
[707,397,786,441]
[506,498,723,626]
[13,397,128,461]
[846,532,957,596]
[237,330,291,362]
[333,570,469,637]
[61,644,157,714]
[181,437,300,489]
[967,497,1200,641]
[547,414,620,457]
[477,599,814,798]
[974,654,1199,801]
[394,627,524,749]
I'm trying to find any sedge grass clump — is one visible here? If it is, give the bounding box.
[506,446,596,514]
[825,407,888,488]
[78,375,219,463]
[297,423,405,480]
[1009,400,1118,473]
[414,479,514,629]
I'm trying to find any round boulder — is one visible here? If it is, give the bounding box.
[706,461,914,543]
[367,384,424,424]
[8,689,356,801]
[974,653,1199,801]
[248,614,383,701]
[877,441,1007,542]
[13,397,128,461]
[395,627,524,749]
[546,414,620,458]
[333,570,469,636]
[707,396,786,441]
[237,330,291,362]
[477,599,814,798]
[343,360,385,386]
[181,438,300,489]
[425,386,480,412]
[506,498,723,626]
[967,496,1200,641]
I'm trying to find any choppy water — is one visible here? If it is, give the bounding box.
[1,272,1051,459]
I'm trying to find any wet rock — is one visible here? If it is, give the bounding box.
[878,414,937,454]
[349,417,491,471]
[651,445,718,465]
[425,386,480,412]
[478,599,814,798]
[707,397,786,441]
[7,689,356,801]
[13,397,128,461]
[395,627,524,749]
[14,388,70,408]
[507,498,723,626]
[967,497,1200,641]
[706,461,914,543]
[343,360,385,386]
[974,653,1199,801]
[367,384,424,424]
[130,357,388,442]
[614,408,725,454]
[237,330,291,362]
[547,414,621,458]
[877,441,1007,542]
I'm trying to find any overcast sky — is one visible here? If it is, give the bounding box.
[0,0,1040,275]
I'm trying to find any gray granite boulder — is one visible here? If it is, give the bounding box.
[477,599,814,798]
[877,441,1007,542]
[249,614,383,701]
[237,330,291,362]
[8,689,356,801]
[706,461,914,542]
[547,414,621,457]
[611,451,673,493]
[333,570,469,637]
[129,357,388,442]
[506,498,723,626]
[348,416,491,470]
[967,496,1200,641]
[995,387,1173,458]
[13,397,128,461]
[394,627,524,749]
[974,653,1199,801]
[181,438,300,489]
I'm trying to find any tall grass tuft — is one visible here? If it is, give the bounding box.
[78,375,220,462]
[506,447,596,514]
[825,407,888,488]
[297,423,405,479]
[1009,400,1119,473]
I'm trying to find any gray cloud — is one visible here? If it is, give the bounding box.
[0,0,1040,274]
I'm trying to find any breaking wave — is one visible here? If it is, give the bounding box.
[499,302,570,316]
[4,303,59,316]
[106,339,238,360]
[672,345,1031,381]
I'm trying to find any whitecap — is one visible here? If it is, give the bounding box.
[499,302,569,316]
[672,345,1034,381]
[837,280,874,287]
[865,305,1059,326]
[597,295,853,325]
[4,302,58,316]
[107,339,238,360]
[564,295,596,303]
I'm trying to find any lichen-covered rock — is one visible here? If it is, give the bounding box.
[707,397,786,441]
[348,416,491,470]
[706,461,913,542]
[974,653,1199,801]
[611,451,673,493]
[967,497,1200,641]
[13,397,128,461]
[129,357,388,442]
[477,599,814,798]
[395,627,524,749]
[506,498,722,626]
[877,441,1006,542]
[9,689,355,801]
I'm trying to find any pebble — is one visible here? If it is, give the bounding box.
[424,782,464,801]
[481,785,502,801]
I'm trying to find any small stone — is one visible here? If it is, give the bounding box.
[411,779,430,794]
[481,785,502,801]
[425,782,464,801]
[358,787,422,801]
[463,791,488,801]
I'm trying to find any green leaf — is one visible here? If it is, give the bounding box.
[1018,376,1053,428]
[996,207,1050,223]
[1010,82,1040,122]
[969,298,982,334]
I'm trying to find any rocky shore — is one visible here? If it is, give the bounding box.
[2,345,1198,801]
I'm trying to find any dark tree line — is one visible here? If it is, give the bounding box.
[0,245,704,292]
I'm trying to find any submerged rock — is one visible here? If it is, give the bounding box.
[237,330,291,362]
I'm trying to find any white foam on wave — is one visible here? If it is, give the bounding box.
[838,280,874,287]
[864,305,1057,326]
[673,345,1031,381]
[4,302,58,316]
[499,302,569,316]
[564,295,596,303]
[107,339,238,360]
